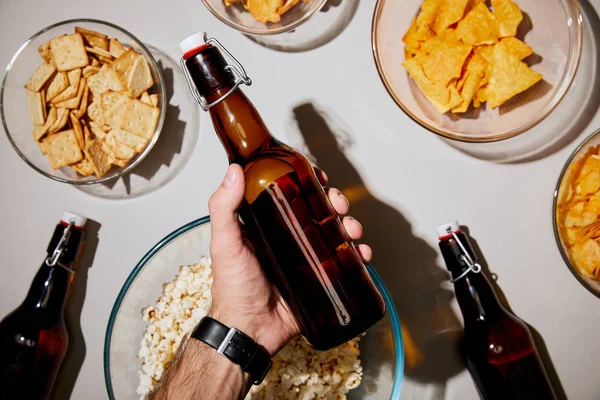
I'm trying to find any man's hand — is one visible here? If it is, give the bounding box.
[208,163,372,355]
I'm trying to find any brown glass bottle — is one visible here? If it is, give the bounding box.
[0,212,86,400]
[181,35,386,350]
[438,222,556,400]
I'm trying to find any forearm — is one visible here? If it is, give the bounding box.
[148,339,252,400]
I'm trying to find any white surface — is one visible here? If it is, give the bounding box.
[0,0,599,399]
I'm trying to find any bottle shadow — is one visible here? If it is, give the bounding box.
[77,47,199,199]
[288,103,465,388]
[51,219,101,399]
[244,0,359,53]
[464,227,567,400]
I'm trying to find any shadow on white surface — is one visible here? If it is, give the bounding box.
[77,46,200,199]
[288,103,465,397]
[245,0,359,52]
[51,219,101,400]
[443,0,600,164]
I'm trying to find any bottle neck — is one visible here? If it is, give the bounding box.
[439,232,505,322]
[185,46,273,163]
[23,263,70,315]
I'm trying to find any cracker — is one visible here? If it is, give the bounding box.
[84,139,113,177]
[115,140,135,160]
[112,158,128,168]
[55,77,86,109]
[38,139,48,155]
[24,62,56,92]
[120,98,159,139]
[75,84,89,119]
[111,49,138,87]
[49,107,69,133]
[75,27,109,51]
[38,41,53,64]
[109,38,126,58]
[87,72,110,97]
[126,56,154,98]
[99,56,114,65]
[41,89,47,120]
[83,65,100,78]
[51,69,82,104]
[149,94,158,107]
[88,121,107,140]
[26,90,45,125]
[45,129,83,169]
[83,124,93,146]
[69,112,84,149]
[111,128,148,153]
[140,91,152,105]
[34,106,57,141]
[46,71,69,101]
[100,64,124,91]
[91,57,101,67]
[50,33,89,71]
[70,158,94,176]
[101,91,129,111]
[86,46,115,60]
[87,100,105,126]
[104,98,127,129]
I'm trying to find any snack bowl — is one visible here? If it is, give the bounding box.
[553,128,600,299]
[0,19,166,185]
[104,216,404,399]
[372,0,582,143]
[202,0,328,35]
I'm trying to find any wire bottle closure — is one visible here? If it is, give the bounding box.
[447,227,482,282]
[45,220,75,273]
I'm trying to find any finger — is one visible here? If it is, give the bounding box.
[357,244,373,263]
[327,188,350,215]
[342,216,363,240]
[208,164,246,256]
[313,167,328,185]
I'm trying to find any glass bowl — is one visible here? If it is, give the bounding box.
[0,19,167,185]
[104,217,404,399]
[372,0,582,143]
[202,0,328,35]
[553,128,600,299]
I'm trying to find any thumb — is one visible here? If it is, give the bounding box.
[208,164,246,255]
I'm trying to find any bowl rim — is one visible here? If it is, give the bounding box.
[0,18,167,185]
[103,216,405,399]
[371,0,583,143]
[201,0,328,35]
[552,128,600,299]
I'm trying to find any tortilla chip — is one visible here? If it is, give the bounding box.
[500,37,532,60]
[456,3,499,45]
[452,53,488,113]
[420,42,472,86]
[403,57,462,113]
[493,0,523,38]
[432,0,470,34]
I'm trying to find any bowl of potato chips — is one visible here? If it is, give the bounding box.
[0,19,166,184]
[202,0,327,35]
[372,0,582,142]
[554,129,600,298]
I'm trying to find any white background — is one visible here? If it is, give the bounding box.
[1,0,599,399]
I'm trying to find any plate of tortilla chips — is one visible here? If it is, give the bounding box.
[372,0,582,142]
[554,129,600,298]
[202,0,326,35]
[0,19,166,184]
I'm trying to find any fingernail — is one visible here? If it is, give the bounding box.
[338,191,350,207]
[349,216,362,230]
[222,165,237,188]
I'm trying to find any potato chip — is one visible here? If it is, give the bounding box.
[245,0,284,23]
[486,42,542,108]
[50,34,89,72]
[432,0,470,34]
[420,42,472,86]
[45,129,83,169]
[493,0,523,38]
[403,58,462,113]
[26,90,45,125]
[500,37,532,60]
[456,3,499,45]
[279,0,300,15]
[570,239,600,278]
[577,171,600,195]
[24,62,56,92]
[76,27,109,51]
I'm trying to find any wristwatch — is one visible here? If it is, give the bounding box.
[190,316,273,385]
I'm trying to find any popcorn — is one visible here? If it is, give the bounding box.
[136,258,363,400]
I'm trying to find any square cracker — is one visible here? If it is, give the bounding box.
[120,98,159,140]
[55,77,86,109]
[38,41,53,64]
[75,84,89,119]
[75,26,109,51]
[49,107,70,134]
[104,97,128,129]
[70,158,94,176]
[26,90,45,125]
[111,128,148,153]
[69,112,85,149]
[83,65,100,78]
[45,129,83,169]
[33,106,57,141]
[126,56,153,98]
[24,62,56,92]
[109,38,126,58]
[111,49,138,87]
[84,139,112,177]
[51,69,82,104]
[50,33,89,71]
[38,139,49,155]
[46,71,69,102]
[87,100,105,126]
[99,64,124,91]
[149,94,158,107]
[140,91,152,105]
[86,46,114,60]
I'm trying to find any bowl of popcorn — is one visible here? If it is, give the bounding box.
[104,217,404,399]
[0,19,166,184]
[372,0,582,142]
[202,0,328,35]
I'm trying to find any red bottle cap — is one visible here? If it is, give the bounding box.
[180,32,210,60]
[437,221,460,240]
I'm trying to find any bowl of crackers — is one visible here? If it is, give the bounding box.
[0,19,166,184]
[372,0,582,142]
[202,0,327,35]
[554,129,600,298]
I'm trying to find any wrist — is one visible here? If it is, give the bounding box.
[208,307,270,354]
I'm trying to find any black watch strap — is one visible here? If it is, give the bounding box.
[190,316,272,385]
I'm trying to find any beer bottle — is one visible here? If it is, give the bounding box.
[437,221,556,400]
[179,33,385,350]
[0,212,86,400]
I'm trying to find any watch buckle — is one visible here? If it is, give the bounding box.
[216,327,239,355]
